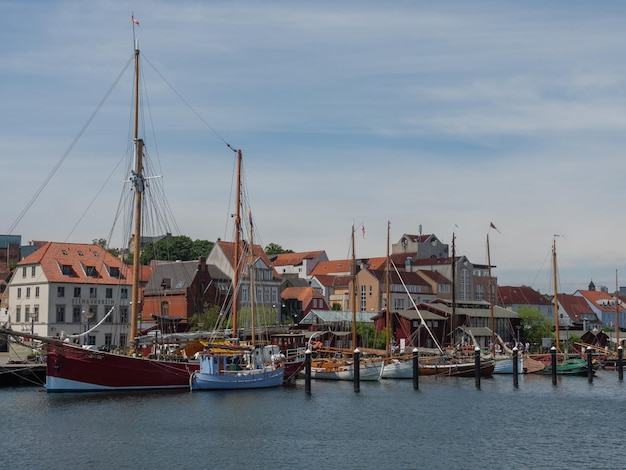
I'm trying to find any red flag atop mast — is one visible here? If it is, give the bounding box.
[132,14,140,26]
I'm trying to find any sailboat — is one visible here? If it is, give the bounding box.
[382,230,495,378]
[190,150,284,390]
[536,236,591,376]
[308,223,384,381]
[1,23,206,391]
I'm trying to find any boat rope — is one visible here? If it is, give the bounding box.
[5,54,134,235]
[60,306,115,340]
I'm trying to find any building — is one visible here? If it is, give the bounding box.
[7,242,142,349]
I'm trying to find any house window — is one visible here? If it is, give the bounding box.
[120,334,127,348]
[26,287,31,299]
[89,287,97,299]
[31,266,36,277]
[35,287,40,298]
[56,305,65,323]
[85,266,97,277]
[161,301,169,317]
[33,305,39,322]
[57,286,65,298]
[74,287,81,298]
[120,288,128,299]
[109,266,120,278]
[105,308,112,323]
[16,306,21,322]
[62,265,73,276]
[105,334,112,348]
[394,298,405,310]
[72,306,81,323]
[25,305,30,321]
[17,287,21,299]
[120,307,128,323]
[360,285,366,312]
[22,267,26,278]
[272,288,278,304]
[106,288,113,299]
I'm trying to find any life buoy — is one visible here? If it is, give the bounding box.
[310,341,322,349]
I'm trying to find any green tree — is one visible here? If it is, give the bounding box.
[517,306,553,351]
[265,243,293,256]
[188,305,222,331]
[139,235,214,265]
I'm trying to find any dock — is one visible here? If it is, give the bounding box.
[0,351,46,387]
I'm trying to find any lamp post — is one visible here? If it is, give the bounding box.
[83,310,94,346]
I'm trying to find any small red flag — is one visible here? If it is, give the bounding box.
[361,224,366,239]
[132,15,140,26]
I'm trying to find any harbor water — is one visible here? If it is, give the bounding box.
[1,371,625,470]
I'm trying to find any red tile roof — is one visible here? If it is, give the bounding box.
[309,259,353,276]
[272,250,325,266]
[18,242,132,285]
[498,286,551,305]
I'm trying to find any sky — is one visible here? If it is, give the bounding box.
[2,0,626,295]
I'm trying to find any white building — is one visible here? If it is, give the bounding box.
[7,242,134,349]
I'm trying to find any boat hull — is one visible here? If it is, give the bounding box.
[493,357,523,374]
[537,358,593,376]
[419,359,495,377]
[309,359,383,381]
[190,367,284,390]
[46,343,198,392]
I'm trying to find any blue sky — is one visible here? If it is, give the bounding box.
[3,1,626,295]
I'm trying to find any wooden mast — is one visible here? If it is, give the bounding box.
[385,220,391,354]
[249,211,256,348]
[487,232,495,351]
[232,149,242,341]
[616,270,620,348]
[552,236,560,352]
[351,223,357,349]
[129,43,143,348]
[450,232,456,348]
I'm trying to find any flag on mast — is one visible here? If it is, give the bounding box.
[132,14,140,26]
[490,222,501,234]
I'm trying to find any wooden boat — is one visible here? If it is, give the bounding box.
[419,356,495,377]
[190,150,284,390]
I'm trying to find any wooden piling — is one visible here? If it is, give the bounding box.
[551,346,557,385]
[587,346,593,383]
[353,348,360,393]
[512,347,519,388]
[474,347,481,389]
[305,349,312,395]
[619,346,623,381]
[412,348,419,390]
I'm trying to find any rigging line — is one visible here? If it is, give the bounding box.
[64,152,128,243]
[141,53,234,151]
[5,54,135,235]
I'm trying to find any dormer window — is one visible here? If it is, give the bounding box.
[161,278,172,289]
[109,266,120,278]
[61,265,73,276]
[85,266,97,277]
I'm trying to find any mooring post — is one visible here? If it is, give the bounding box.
[512,347,519,388]
[353,348,360,393]
[412,347,419,390]
[551,346,557,385]
[619,346,623,381]
[474,346,481,389]
[587,346,594,383]
[304,349,312,395]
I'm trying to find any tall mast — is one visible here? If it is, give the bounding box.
[249,213,256,348]
[351,223,357,349]
[450,232,456,348]
[616,270,620,348]
[552,236,560,352]
[487,233,495,351]
[385,220,391,354]
[232,149,242,340]
[129,44,143,348]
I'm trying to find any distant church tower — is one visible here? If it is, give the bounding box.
[588,279,596,291]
